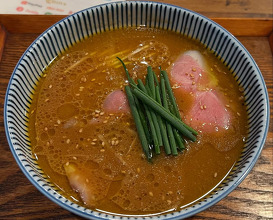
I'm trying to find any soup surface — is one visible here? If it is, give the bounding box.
[28,27,248,216]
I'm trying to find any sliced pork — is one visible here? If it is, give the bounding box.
[170,50,206,92]
[64,163,111,207]
[186,90,230,132]
[103,90,130,114]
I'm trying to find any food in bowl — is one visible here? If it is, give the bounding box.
[5,2,269,219]
[28,27,248,215]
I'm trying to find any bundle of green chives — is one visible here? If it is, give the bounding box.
[117,57,198,161]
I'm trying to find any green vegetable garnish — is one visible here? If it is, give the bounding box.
[118,57,198,161]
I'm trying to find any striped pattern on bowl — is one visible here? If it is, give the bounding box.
[4,1,269,219]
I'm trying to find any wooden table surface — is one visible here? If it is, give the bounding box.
[0,1,272,219]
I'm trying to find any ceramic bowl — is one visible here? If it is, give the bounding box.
[4,1,270,219]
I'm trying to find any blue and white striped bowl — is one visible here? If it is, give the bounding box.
[4,1,270,219]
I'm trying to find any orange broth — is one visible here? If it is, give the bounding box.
[28,27,248,216]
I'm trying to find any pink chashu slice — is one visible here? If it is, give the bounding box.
[170,50,206,92]
[64,163,110,207]
[170,50,230,132]
[89,90,129,125]
[185,90,230,132]
[103,90,130,114]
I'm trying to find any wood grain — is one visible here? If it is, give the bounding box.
[0,25,6,62]
[269,31,273,53]
[212,18,273,37]
[0,14,65,34]
[0,16,272,220]
[140,0,273,18]
[0,15,272,37]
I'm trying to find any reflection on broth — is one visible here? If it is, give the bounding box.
[28,27,248,216]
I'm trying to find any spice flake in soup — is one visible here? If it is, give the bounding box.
[28,27,248,216]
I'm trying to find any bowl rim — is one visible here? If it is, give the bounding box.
[4,1,270,219]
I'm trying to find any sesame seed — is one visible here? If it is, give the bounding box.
[102,141,105,146]
[214,172,218,178]
[81,76,87,82]
[200,105,204,110]
[79,128,83,133]
[75,93,80,96]
[73,156,77,160]
[192,68,196,72]
[91,142,96,145]
[66,139,70,144]
[137,168,141,173]
[44,127,48,131]
[86,178,89,183]
[95,110,100,113]
[103,120,108,123]
[192,81,195,85]
[100,112,105,116]
[237,112,241,116]
[57,120,61,124]
[65,162,70,166]
[100,149,105,152]
[91,78,96,81]
[79,86,84,91]
[93,139,97,142]
[48,84,52,89]
[172,83,179,89]
[167,200,172,205]
[203,105,207,109]
[121,170,126,174]
[225,104,230,108]
[45,99,49,102]
[149,192,154,197]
